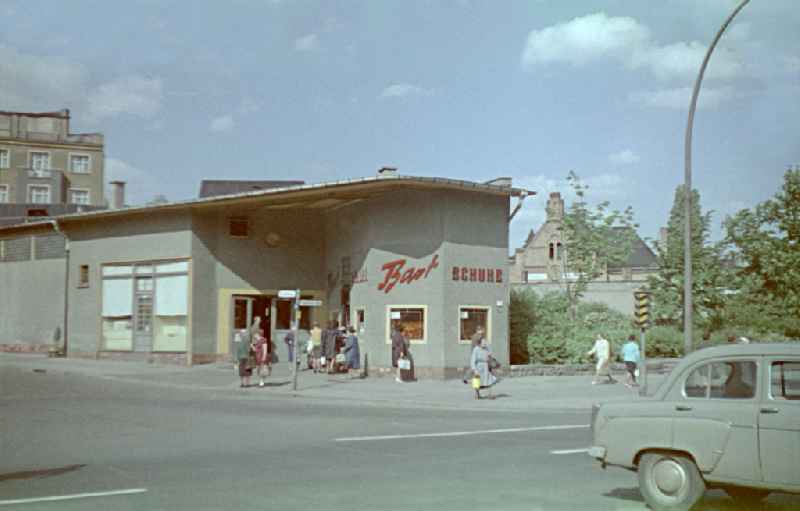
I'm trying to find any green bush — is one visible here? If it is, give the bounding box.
[524,291,638,364]
[645,326,685,358]
[509,289,536,364]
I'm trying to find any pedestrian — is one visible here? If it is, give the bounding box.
[620,334,641,388]
[343,326,361,379]
[253,330,269,387]
[325,321,339,373]
[284,330,296,370]
[586,334,615,385]
[470,338,497,399]
[235,329,252,388]
[471,326,486,349]
[391,325,408,383]
[310,322,322,373]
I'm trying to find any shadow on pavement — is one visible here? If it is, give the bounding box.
[603,487,643,503]
[0,464,85,482]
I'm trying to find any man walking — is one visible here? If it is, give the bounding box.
[586,334,615,385]
[620,334,641,388]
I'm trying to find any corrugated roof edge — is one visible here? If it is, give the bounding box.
[0,175,535,234]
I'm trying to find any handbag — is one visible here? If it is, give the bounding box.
[335,353,346,363]
[398,358,411,370]
[488,356,501,371]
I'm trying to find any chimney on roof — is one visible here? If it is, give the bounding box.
[378,166,397,176]
[109,181,126,209]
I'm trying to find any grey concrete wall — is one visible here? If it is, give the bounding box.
[329,189,447,373]
[0,259,65,348]
[65,211,192,355]
[190,212,219,358]
[325,189,510,376]
[512,281,644,314]
[442,192,510,369]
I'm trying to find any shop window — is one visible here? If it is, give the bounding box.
[388,306,426,343]
[459,306,489,344]
[771,362,800,400]
[101,261,189,352]
[78,265,89,287]
[229,217,249,238]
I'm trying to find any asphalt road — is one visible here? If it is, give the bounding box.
[1,366,798,511]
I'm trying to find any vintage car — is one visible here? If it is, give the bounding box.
[588,343,800,511]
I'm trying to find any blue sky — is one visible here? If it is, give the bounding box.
[2,0,798,250]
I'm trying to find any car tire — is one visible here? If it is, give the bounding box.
[638,452,706,511]
[724,486,770,506]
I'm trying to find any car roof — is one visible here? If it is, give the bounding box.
[684,342,800,364]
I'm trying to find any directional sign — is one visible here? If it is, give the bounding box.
[278,290,297,299]
[298,299,323,307]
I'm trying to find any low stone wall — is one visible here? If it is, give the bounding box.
[509,359,680,377]
[0,343,52,353]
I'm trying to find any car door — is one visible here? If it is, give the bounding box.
[758,357,800,487]
[671,358,760,481]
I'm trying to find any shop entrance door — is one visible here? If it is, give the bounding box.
[133,276,154,352]
[231,295,272,353]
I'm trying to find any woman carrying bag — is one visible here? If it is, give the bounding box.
[470,338,498,399]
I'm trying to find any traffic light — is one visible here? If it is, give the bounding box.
[634,291,651,329]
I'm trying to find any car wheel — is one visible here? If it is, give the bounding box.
[638,452,706,511]
[724,486,770,506]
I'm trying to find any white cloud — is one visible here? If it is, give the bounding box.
[629,86,738,110]
[379,83,433,99]
[521,12,650,68]
[210,114,235,132]
[87,75,163,121]
[294,34,319,52]
[105,157,161,206]
[521,12,745,83]
[609,149,640,165]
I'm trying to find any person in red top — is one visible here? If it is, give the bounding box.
[251,317,270,387]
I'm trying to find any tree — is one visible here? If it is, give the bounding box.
[648,185,728,332]
[723,167,800,337]
[559,172,639,318]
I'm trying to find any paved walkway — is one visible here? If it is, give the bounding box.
[1,353,670,413]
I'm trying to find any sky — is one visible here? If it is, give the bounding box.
[1,0,798,251]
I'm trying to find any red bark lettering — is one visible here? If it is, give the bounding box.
[461,268,468,281]
[378,259,405,293]
[413,268,426,281]
[452,267,460,281]
[478,269,485,282]
[469,268,477,282]
[487,269,494,283]
[496,269,503,283]
[425,254,440,277]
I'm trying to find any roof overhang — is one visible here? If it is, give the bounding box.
[0,175,535,236]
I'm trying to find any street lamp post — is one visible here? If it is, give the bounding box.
[683,0,750,355]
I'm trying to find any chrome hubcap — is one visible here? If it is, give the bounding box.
[653,458,686,496]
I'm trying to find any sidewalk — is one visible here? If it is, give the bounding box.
[1,353,669,413]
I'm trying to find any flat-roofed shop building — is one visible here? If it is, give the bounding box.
[0,172,531,378]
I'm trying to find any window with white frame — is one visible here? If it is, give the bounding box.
[0,185,8,203]
[387,306,426,343]
[459,306,490,344]
[70,189,90,205]
[30,151,50,170]
[70,154,90,174]
[0,149,9,169]
[28,185,51,204]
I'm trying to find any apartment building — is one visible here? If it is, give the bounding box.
[0,109,105,215]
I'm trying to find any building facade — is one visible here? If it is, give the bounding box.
[509,192,658,314]
[0,110,105,212]
[0,173,526,379]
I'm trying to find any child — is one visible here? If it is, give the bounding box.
[471,371,481,399]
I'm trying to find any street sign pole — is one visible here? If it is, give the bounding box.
[639,328,647,397]
[292,289,300,391]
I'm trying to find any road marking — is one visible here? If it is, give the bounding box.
[551,448,590,455]
[0,488,147,506]
[334,424,588,442]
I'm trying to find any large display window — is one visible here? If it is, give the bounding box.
[386,305,427,344]
[458,306,490,344]
[101,260,189,352]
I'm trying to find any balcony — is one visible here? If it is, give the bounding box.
[25,168,60,179]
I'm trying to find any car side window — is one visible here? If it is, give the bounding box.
[684,360,756,399]
[710,361,756,399]
[685,363,710,398]
[771,361,800,401]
